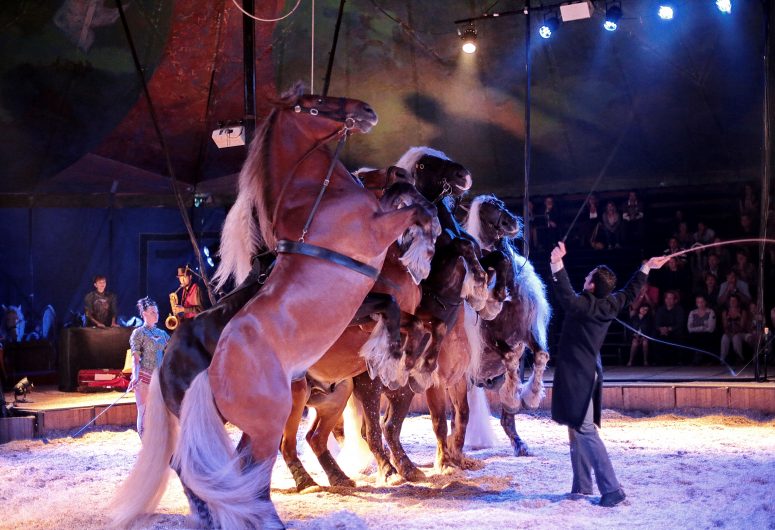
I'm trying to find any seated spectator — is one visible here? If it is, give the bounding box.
[701,253,726,288]
[654,257,691,307]
[674,221,693,249]
[720,294,750,365]
[654,290,686,365]
[745,302,766,355]
[630,281,659,313]
[693,220,716,245]
[696,272,721,311]
[600,200,623,249]
[663,237,688,267]
[687,294,717,365]
[738,182,759,218]
[621,190,644,246]
[576,194,600,249]
[627,304,654,367]
[737,212,759,240]
[731,248,757,293]
[717,270,752,309]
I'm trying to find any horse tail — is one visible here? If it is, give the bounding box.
[464,386,497,449]
[173,370,282,529]
[110,370,177,528]
[336,394,376,475]
[212,191,262,290]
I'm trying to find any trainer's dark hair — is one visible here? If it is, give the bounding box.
[136,296,157,315]
[591,265,617,298]
[93,274,107,283]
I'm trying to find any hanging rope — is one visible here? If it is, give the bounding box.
[115,0,216,305]
[311,0,315,93]
[230,0,302,22]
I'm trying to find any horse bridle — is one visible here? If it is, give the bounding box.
[273,96,380,281]
[415,156,454,204]
[293,96,358,130]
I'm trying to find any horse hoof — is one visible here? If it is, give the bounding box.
[331,477,356,488]
[401,467,426,482]
[513,444,531,457]
[458,457,485,471]
[295,478,320,492]
[298,484,324,494]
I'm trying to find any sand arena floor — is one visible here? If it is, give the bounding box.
[1,409,773,529]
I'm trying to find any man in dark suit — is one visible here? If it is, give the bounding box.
[549,241,667,507]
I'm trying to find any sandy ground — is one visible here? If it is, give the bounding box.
[1,409,773,530]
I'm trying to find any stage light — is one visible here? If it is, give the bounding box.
[13,377,33,403]
[539,14,560,39]
[458,23,477,54]
[716,0,731,14]
[658,5,674,20]
[604,2,622,32]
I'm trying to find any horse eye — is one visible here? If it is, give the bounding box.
[317,98,323,104]
[418,163,424,170]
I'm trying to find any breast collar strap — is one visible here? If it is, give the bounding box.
[276,240,380,280]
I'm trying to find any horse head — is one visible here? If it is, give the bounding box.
[354,165,414,197]
[395,146,471,203]
[465,195,522,251]
[279,83,378,136]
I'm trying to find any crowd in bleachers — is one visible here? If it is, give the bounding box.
[525,182,775,368]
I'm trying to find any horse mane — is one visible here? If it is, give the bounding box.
[464,194,523,251]
[394,146,450,173]
[502,239,551,350]
[213,82,306,289]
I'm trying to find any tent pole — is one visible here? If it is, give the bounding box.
[243,0,257,143]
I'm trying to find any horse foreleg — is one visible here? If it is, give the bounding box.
[520,341,550,410]
[447,378,485,470]
[498,343,525,414]
[350,293,402,358]
[306,379,356,488]
[426,384,453,473]
[382,385,425,481]
[500,406,530,456]
[352,372,399,484]
[479,249,511,302]
[279,379,318,492]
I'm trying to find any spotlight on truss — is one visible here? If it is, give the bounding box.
[539,14,561,39]
[458,23,477,54]
[716,0,731,14]
[211,121,246,149]
[604,2,623,31]
[658,5,674,20]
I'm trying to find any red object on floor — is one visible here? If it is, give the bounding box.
[76,369,129,392]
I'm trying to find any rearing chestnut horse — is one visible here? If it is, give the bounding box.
[111,84,436,529]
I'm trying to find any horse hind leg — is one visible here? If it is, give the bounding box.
[382,385,425,482]
[447,378,485,470]
[174,371,285,530]
[306,379,356,488]
[280,378,319,492]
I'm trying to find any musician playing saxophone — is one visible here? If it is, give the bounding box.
[173,266,203,320]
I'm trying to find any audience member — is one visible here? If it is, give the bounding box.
[717,270,752,309]
[653,257,691,307]
[731,249,757,293]
[627,304,654,367]
[577,194,600,249]
[630,282,659,313]
[738,183,759,218]
[693,220,716,245]
[745,302,766,356]
[654,290,686,365]
[536,195,560,251]
[84,275,118,328]
[600,200,623,249]
[697,273,721,311]
[663,237,687,267]
[737,212,758,240]
[674,221,693,249]
[687,294,717,365]
[720,294,750,365]
[621,190,644,246]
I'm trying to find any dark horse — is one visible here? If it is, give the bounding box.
[460,194,551,457]
[111,84,437,529]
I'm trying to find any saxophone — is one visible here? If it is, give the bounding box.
[165,289,182,330]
